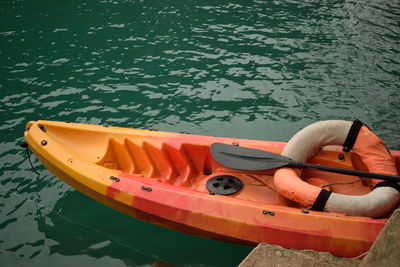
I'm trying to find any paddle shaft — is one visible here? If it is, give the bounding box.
[210,143,400,183]
[291,161,400,183]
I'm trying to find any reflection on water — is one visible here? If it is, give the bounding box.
[1,0,400,266]
[38,190,250,266]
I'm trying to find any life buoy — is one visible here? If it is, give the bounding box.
[273,120,400,218]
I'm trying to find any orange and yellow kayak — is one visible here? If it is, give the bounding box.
[24,120,400,258]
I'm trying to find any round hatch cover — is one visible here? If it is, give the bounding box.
[206,175,243,195]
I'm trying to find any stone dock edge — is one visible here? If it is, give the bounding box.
[239,208,400,267]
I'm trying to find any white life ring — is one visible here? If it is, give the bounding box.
[273,120,400,218]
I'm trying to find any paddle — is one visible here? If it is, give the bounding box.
[210,142,400,183]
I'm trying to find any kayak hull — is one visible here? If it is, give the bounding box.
[25,120,399,257]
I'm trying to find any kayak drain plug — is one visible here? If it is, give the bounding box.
[142,186,152,192]
[263,210,275,216]
[110,176,120,182]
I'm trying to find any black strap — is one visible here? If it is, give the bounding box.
[374,182,400,193]
[311,189,332,211]
[343,119,363,152]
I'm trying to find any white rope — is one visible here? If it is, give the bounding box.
[0,183,163,262]
[351,250,369,259]
[320,178,365,189]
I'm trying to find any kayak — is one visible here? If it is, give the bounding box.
[24,120,400,258]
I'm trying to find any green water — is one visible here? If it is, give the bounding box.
[1,0,399,266]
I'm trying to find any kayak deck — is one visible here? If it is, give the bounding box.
[24,120,400,258]
[95,130,383,202]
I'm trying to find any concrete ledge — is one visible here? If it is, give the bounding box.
[239,243,359,267]
[240,209,400,267]
[359,209,400,266]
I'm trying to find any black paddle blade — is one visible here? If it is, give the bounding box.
[210,143,292,171]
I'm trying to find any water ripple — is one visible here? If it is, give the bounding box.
[1,0,400,265]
